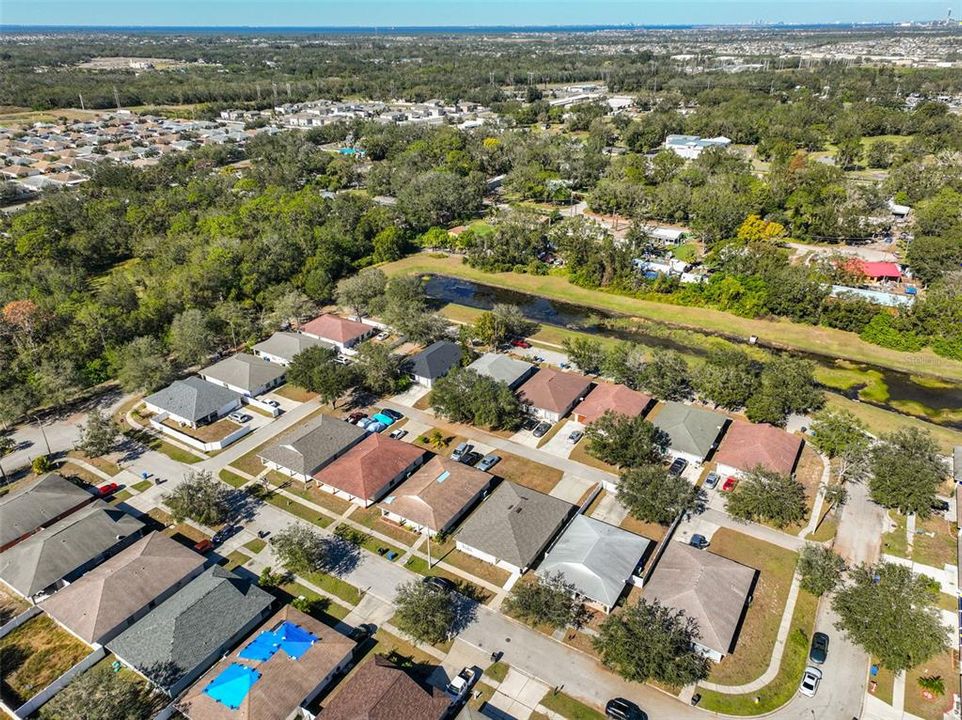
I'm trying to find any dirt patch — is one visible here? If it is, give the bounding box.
[495,451,563,495]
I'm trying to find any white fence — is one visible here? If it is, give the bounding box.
[7,646,106,719]
[0,606,41,639]
[149,413,252,452]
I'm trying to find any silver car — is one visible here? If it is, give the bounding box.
[798,666,822,697]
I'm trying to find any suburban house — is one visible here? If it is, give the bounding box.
[517,368,593,423]
[144,377,243,428]
[466,353,536,389]
[299,313,376,353]
[408,340,462,388]
[258,415,367,483]
[199,353,287,397]
[316,655,451,720]
[379,456,494,536]
[311,433,426,507]
[0,472,96,552]
[642,542,758,662]
[664,134,732,159]
[537,515,652,613]
[714,421,804,479]
[847,259,902,283]
[0,502,144,602]
[41,532,205,645]
[455,481,575,576]
[650,402,729,466]
[253,331,333,366]
[176,606,355,720]
[571,382,654,425]
[109,566,274,697]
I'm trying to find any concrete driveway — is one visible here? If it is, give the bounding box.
[390,384,431,408]
[539,420,582,459]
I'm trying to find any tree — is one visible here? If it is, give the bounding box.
[286,345,358,407]
[593,599,710,686]
[562,337,605,375]
[162,470,231,526]
[40,664,159,720]
[833,562,948,672]
[393,579,456,645]
[270,524,329,574]
[618,464,696,524]
[168,308,216,366]
[809,408,871,483]
[725,467,807,528]
[471,303,537,347]
[869,427,946,517]
[335,268,387,320]
[264,288,315,331]
[504,572,586,629]
[638,349,691,400]
[798,545,846,596]
[32,454,53,474]
[585,411,666,469]
[114,336,173,393]
[736,214,786,244]
[745,355,823,426]
[431,368,525,430]
[76,409,119,458]
[694,348,761,410]
[355,341,408,395]
[380,274,448,344]
[866,139,896,169]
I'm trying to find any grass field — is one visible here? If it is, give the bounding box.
[904,650,958,720]
[496,451,564,494]
[380,255,962,383]
[0,615,90,707]
[823,395,962,454]
[539,690,606,720]
[219,468,250,488]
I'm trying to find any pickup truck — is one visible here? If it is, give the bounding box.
[445,667,479,703]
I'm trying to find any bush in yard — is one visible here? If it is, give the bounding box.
[431,368,525,430]
[162,470,231,526]
[724,466,807,528]
[393,579,456,645]
[798,544,846,596]
[258,566,284,588]
[504,572,587,630]
[31,454,53,474]
[869,426,947,518]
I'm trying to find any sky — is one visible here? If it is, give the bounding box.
[1,0,954,27]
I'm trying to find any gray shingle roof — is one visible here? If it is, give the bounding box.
[258,414,366,476]
[200,353,286,393]
[538,515,651,608]
[466,354,534,388]
[144,377,242,423]
[456,481,574,569]
[0,501,144,597]
[0,473,94,549]
[109,566,273,692]
[409,340,462,381]
[252,332,332,364]
[650,402,728,459]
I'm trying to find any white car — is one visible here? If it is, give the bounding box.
[228,412,251,423]
[798,666,822,697]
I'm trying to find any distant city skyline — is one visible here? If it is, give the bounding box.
[2,1,957,29]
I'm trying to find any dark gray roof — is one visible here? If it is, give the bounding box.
[258,414,366,476]
[466,354,534,388]
[252,331,333,363]
[0,501,144,597]
[409,340,462,380]
[651,402,728,459]
[456,481,574,569]
[200,353,286,393]
[144,377,242,423]
[0,473,93,548]
[109,566,273,691]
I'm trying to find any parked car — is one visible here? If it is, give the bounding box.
[668,457,688,477]
[476,454,501,472]
[376,331,390,340]
[334,355,350,365]
[451,442,474,462]
[510,338,531,349]
[932,498,950,513]
[366,421,386,433]
[193,539,214,554]
[382,408,404,421]
[605,697,646,719]
[96,482,120,497]
[346,412,367,424]
[445,667,480,703]
[704,471,720,489]
[265,399,280,408]
[461,451,483,466]
[532,421,552,438]
[422,576,457,594]
[798,666,822,697]
[371,412,396,426]
[532,355,545,363]
[389,428,408,441]
[567,429,584,444]
[212,525,240,544]
[721,476,738,492]
[356,417,374,429]
[689,534,710,550]
[809,632,829,664]
[228,412,251,423]
[521,417,539,431]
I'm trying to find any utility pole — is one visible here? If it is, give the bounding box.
[33,415,50,457]
[78,93,85,111]
[113,85,121,110]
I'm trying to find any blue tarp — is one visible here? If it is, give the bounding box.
[203,663,261,709]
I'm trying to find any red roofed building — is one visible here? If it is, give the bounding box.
[846,260,901,282]
[299,314,376,352]
[312,433,426,507]
[572,383,654,425]
[714,421,804,478]
[518,368,593,423]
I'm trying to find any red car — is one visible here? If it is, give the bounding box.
[721,477,738,492]
[194,539,214,553]
[510,338,531,349]
[97,482,120,497]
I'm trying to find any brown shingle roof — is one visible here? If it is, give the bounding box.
[714,421,803,476]
[517,368,592,414]
[313,434,425,501]
[178,606,355,720]
[317,656,450,720]
[380,456,492,532]
[300,314,372,344]
[573,383,653,424]
[42,532,204,644]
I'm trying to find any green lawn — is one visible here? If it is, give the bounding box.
[131,479,152,492]
[334,524,406,563]
[824,395,962,454]
[221,550,251,571]
[0,615,90,707]
[244,538,267,554]
[219,469,250,488]
[280,581,351,625]
[301,570,363,605]
[881,512,910,559]
[539,690,606,720]
[485,661,510,683]
[247,485,333,528]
